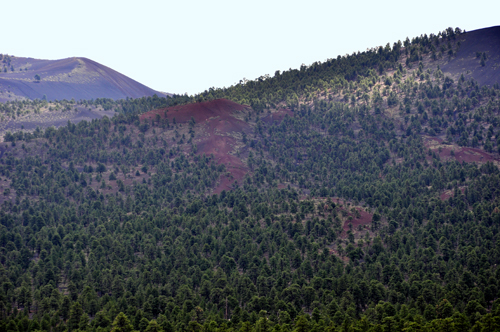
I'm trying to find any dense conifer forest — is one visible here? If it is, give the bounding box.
[1,27,500,331]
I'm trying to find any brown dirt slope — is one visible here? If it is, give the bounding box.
[441,26,500,86]
[261,108,293,125]
[424,136,500,166]
[0,56,168,101]
[141,99,253,193]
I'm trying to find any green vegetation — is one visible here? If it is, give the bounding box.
[1,27,500,332]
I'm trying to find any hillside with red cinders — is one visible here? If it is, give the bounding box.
[141,99,254,192]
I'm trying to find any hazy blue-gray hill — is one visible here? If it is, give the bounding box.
[0,55,168,101]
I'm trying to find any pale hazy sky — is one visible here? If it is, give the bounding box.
[3,0,499,95]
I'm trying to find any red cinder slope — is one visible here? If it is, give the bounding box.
[141,98,249,123]
[141,99,252,193]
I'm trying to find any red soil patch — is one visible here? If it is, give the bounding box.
[341,208,373,232]
[141,99,253,193]
[261,108,293,125]
[140,98,250,124]
[440,191,453,201]
[440,187,466,201]
[453,147,498,163]
[424,136,500,164]
[328,198,373,235]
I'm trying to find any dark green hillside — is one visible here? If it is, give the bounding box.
[1,27,500,332]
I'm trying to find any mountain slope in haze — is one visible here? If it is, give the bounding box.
[0,55,168,102]
[441,25,500,86]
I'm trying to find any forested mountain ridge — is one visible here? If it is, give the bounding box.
[1,26,500,332]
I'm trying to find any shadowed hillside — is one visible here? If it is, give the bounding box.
[441,25,500,86]
[0,55,168,101]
